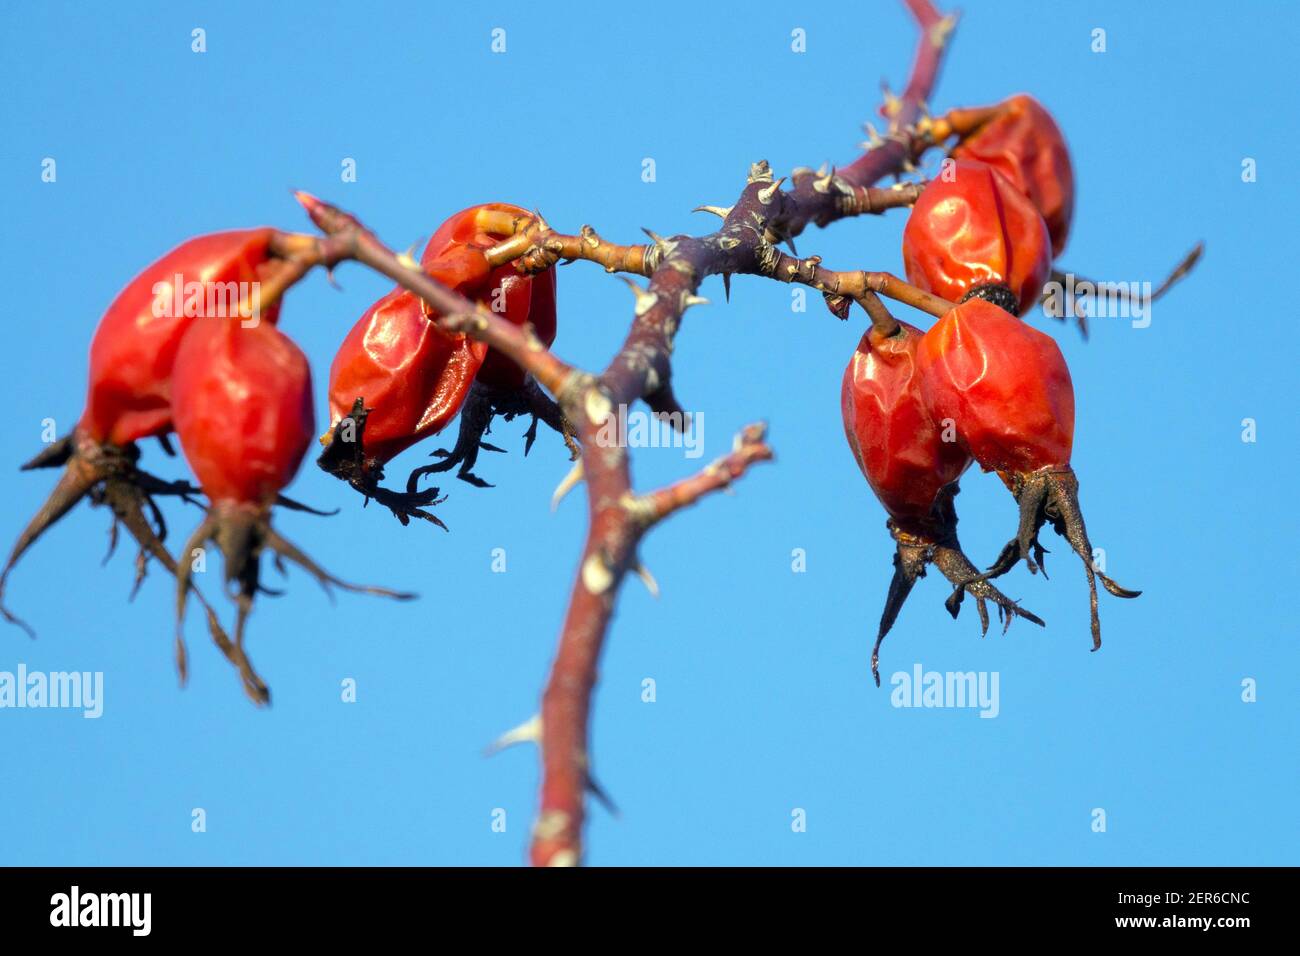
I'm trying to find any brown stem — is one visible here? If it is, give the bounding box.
[286,0,956,867]
[856,290,903,337]
[1042,242,1204,338]
[483,183,923,281]
[834,0,956,191]
[530,423,773,866]
[761,249,956,322]
[294,192,575,397]
[527,0,956,867]
[925,103,1003,144]
[485,220,654,277]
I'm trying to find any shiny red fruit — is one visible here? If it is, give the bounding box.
[841,321,970,526]
[81,229,281,447]
[420,202,558,392]
[171,316,413,704]
[172,319,313,508]
[327,286,487,465]
[842,314,1046,683]
[951,94,1074,257]
[916,298,1138,648]
[902,160,1052,316]
[915,297,1074,474]
[325,202,557,465]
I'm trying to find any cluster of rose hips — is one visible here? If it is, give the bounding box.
[0,94,1175,703]
[841,95,1140,685]
[0,201,564,703]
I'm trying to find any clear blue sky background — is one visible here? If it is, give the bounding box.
[1,1,1295,866]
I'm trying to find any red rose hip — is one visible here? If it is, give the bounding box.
[916,299,1139,650]
[842,316,1043,684]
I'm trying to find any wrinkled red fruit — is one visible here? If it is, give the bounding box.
[319,202,565,514]
[916,298,1139,650]
[1,229,282,641]
[83,229,283,447]
[843,322,970,519]
[174,318,414,703]
[326,286,487,467]
[842,320,1042,684]
[172,320,314,508]
[950,94,1074,257]
[420,202,558,392]
[903,159,1052,316]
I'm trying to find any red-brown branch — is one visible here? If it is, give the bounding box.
[292,191,575,397]
[528,0,956,866]
[285,1,955,867]
[530,424,774,867]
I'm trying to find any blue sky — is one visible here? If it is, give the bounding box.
[0,0,1295,866]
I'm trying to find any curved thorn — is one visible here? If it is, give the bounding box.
[692,204,733,220]
[484,714,542,756]
[632,560,659,599]
[551,460,585,512]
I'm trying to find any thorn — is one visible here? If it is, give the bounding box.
[682,294,710,309]
[586,771,619,816]
[881,83,902,119]
[930,13,959,49]
[484,714,541,756]
[816,162,829,176]
[722,272,732,301]
[531,208,551,233]
[396,241,421,271]
[813,166,836,194]
[641,227,677,257]
[618,275,659,316]
[693,204,733,220]
[633,561,659,599]
[864,123,885,148]
[756,176,786,205]
[551,460,585,511]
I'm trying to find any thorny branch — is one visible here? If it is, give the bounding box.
[285,191,790,867]
[283,0,1188,865]
[0,0,1193,866]
[512,0,956,867]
